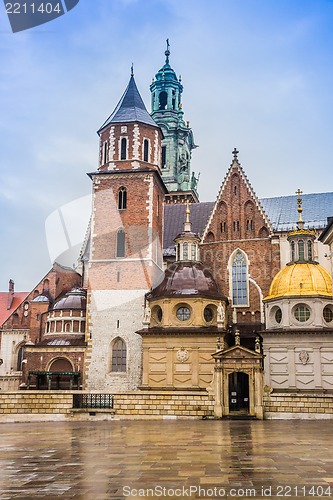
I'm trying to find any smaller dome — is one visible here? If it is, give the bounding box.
[148,262,225,299]
[265,263,332,301]
[52,288,86,311]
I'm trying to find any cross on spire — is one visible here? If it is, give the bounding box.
[131,63,134,77]
[232,148,239,161]
[296,188,303,224]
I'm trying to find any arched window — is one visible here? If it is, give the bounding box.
[118,187,127,210]
[307,240,313,260]
[183,242,188,260]
[161,146,167,168]
[120,138,127,160]
[159,91,167,110]
[111,337,127,372]
[191,244,197,261]
[116,229,126,258]
[298,240,305,260]
[16,345,25,371]
[103,141,108,164]
[232,251,248,306]
[291,241,295,261]
[143,139,149,162]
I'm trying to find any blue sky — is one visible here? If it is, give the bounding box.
[1,0,333,291]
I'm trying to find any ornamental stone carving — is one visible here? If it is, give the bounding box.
[299,350,310,365]
[176,348,189,363]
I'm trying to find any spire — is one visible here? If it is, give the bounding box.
[165,38,170,65]
[131,63,134,77]
[184,200,192,232]
[296,188,304,229]
[98,75,157,133]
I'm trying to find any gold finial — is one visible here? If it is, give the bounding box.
[131,63,134,77]
[185,199,190,223]
[296,188,303,225]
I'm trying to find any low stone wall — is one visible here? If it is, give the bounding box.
[264,392,333,419]
[0,390,214,422]
[114,391,214,418]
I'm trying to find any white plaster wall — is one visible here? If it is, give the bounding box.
[86,289,146,391]
[263,334,333,391]
[0,330,27,376]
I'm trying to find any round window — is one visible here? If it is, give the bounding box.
[294,305,310,323]
[275,307,282,324]
[157,307,163,322]
[176,306,191,321]
[323,306,333,323]
[204,306,213,322]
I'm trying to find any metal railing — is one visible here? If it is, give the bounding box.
[73,394,113,409]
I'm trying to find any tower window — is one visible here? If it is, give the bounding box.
[294,304,310,323]
[246,220,254,231]
[120,138,127,160]
[183,242,188,260]
[118,187,127,210]
[116,229,125,258]
[233,221,240,232]
[102,141,108,165]
[298,240,305,260]
[220,222,227,233]
[191,244,197,261]
[159,91,167,110]
[143,139,149,162]
[172,90,176,109]
[161,146,167,168]
[307,240,313,260]
[291,241,295,261]
[232,251,248,306]
[111,337,126,372]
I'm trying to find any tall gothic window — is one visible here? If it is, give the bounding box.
[143,139,149,162]
[120,138,127,160]
[118,187,127,210]
[161,146,167,168]
[111,337,127,372]
[116,229,125,258]
[232,251,248,306]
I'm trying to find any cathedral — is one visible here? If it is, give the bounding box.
[1,43,333,420]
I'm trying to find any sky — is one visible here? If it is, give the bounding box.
[1,0,333,291]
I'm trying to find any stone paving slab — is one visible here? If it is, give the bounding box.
[0,420,332,499]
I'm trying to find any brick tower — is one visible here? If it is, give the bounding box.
[84,69,167,390]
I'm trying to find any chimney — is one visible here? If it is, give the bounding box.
[7,279,14,310]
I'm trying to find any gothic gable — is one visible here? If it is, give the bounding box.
[202,151,272,243]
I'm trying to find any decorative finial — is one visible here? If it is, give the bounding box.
[235,328,240,346]
[255,336,261,353]
[296,188,303,225]
[165,38,170,64]
[179,74,182,82]
[183,199,192,232]
[185,199,190,223]
[232,148,239,161]
[216,337,221,350]
[131,63,134,77]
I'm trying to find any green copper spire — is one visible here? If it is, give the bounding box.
[150,40,199,203]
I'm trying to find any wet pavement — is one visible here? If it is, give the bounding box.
[0,419,333,499]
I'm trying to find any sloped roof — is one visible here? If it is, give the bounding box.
[98,75,157,132]
[0,291,29,326]
[261,192,333,232]
[163,192,333,252]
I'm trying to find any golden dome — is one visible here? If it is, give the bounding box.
[265,263,332,301]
